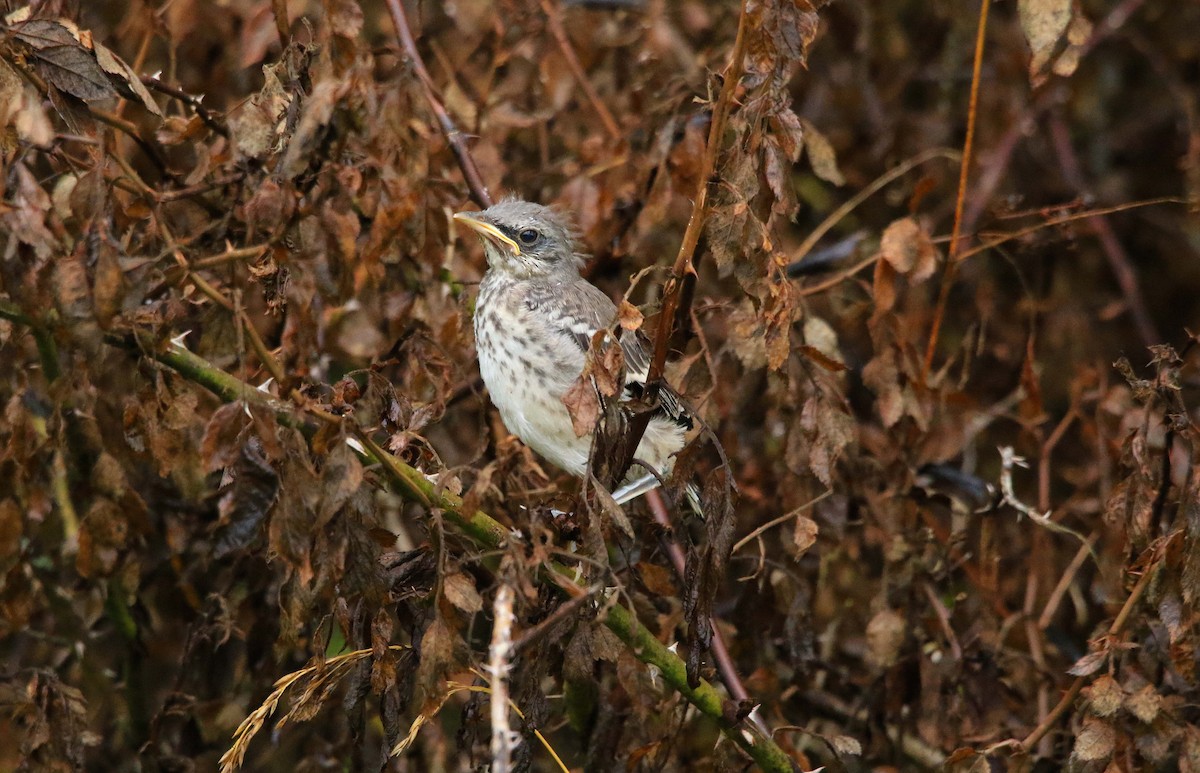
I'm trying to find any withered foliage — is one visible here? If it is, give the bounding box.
[2,0,1200,771]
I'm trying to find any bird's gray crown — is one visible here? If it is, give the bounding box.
[456,199,584,279]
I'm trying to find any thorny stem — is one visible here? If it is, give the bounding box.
[141,76,230,137]
[923,0,989,379]
[383,0,493,208]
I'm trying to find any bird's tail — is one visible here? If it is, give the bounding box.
[612,474,704,518]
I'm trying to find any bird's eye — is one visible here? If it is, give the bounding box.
[518,228,539,245]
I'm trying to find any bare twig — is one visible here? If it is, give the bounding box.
[271,0,291,48]
[141,76,230,137]
[732,490,832,553]
[924,0,990,378]
[1014,552,1158,752]
[383,0,493,208]
[790,148,960,268]
[540,0,621,141]
[1048,113,1160,347]
[488,582,517,773]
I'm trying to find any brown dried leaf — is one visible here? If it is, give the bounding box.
[14,19,115,102]
[798,345,847,372]
[635,561,676,597]
[92,41,161,116]
[872,258,897,313]
[0,59,54,144]
[562,373,600,438]
[1126,684,1163,723]
[415,616,463,705]
[323,0,364,39]
[91,228,125,329]
[1019,0,1072,76]
[215,439,279,559]
[801,396,855,487]
[443,572,483,613]
[617,300,643,331]
[229,62,289,159]
[1067,649,1108,677]
[1073,716,1115,762]
[201,403,248,472]
[592,478,634,538]
[880,217,937,282]
[830,734,862,757]
[1088,674,1124,717]
[791,514,818,556]
[800,118,845,186]
[862,348,904,428]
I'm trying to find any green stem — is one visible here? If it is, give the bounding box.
[0,299,61,382]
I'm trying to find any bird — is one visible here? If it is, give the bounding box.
[454,199,695,507]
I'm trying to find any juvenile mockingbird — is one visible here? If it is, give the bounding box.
[454,200,693,505]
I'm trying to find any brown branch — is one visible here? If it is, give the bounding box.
[923,0,990,379]
[158,173,246,203]
[1047,113,1160,348]
[383,0,493,208]
[271,0,291,48]
[618,2,750,477]
[539,0,621,141]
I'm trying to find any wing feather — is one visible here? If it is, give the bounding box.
[555,281,692,430]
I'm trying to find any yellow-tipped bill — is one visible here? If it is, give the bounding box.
[453,212,521,256]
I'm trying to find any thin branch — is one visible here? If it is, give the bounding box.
[790,148,960,267]
[271,0,291,48]
[539,0,621,141]
[382,0,493,208]
[923,0,990,379]
[1048,113,1160,347]
[618,1,750,477]
[732,490,832,553]
[1015,554,1158,752]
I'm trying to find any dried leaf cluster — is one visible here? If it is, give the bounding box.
[2,1,1200,771]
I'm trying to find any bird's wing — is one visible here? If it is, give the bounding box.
[555,280,692,429]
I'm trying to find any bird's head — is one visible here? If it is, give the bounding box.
[454,200,584,280]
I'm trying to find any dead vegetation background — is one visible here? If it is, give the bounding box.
[2,0,1200,770]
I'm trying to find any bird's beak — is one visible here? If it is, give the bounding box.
[453,212,521,256]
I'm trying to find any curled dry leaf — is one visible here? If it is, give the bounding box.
[880,217,938,283]
[1019,0,1073,77]
[443,572,483,614]
[866,607,906,669]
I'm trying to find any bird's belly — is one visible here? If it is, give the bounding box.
[476,328,591,476]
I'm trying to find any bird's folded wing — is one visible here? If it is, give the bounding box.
[555,281,693,430]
